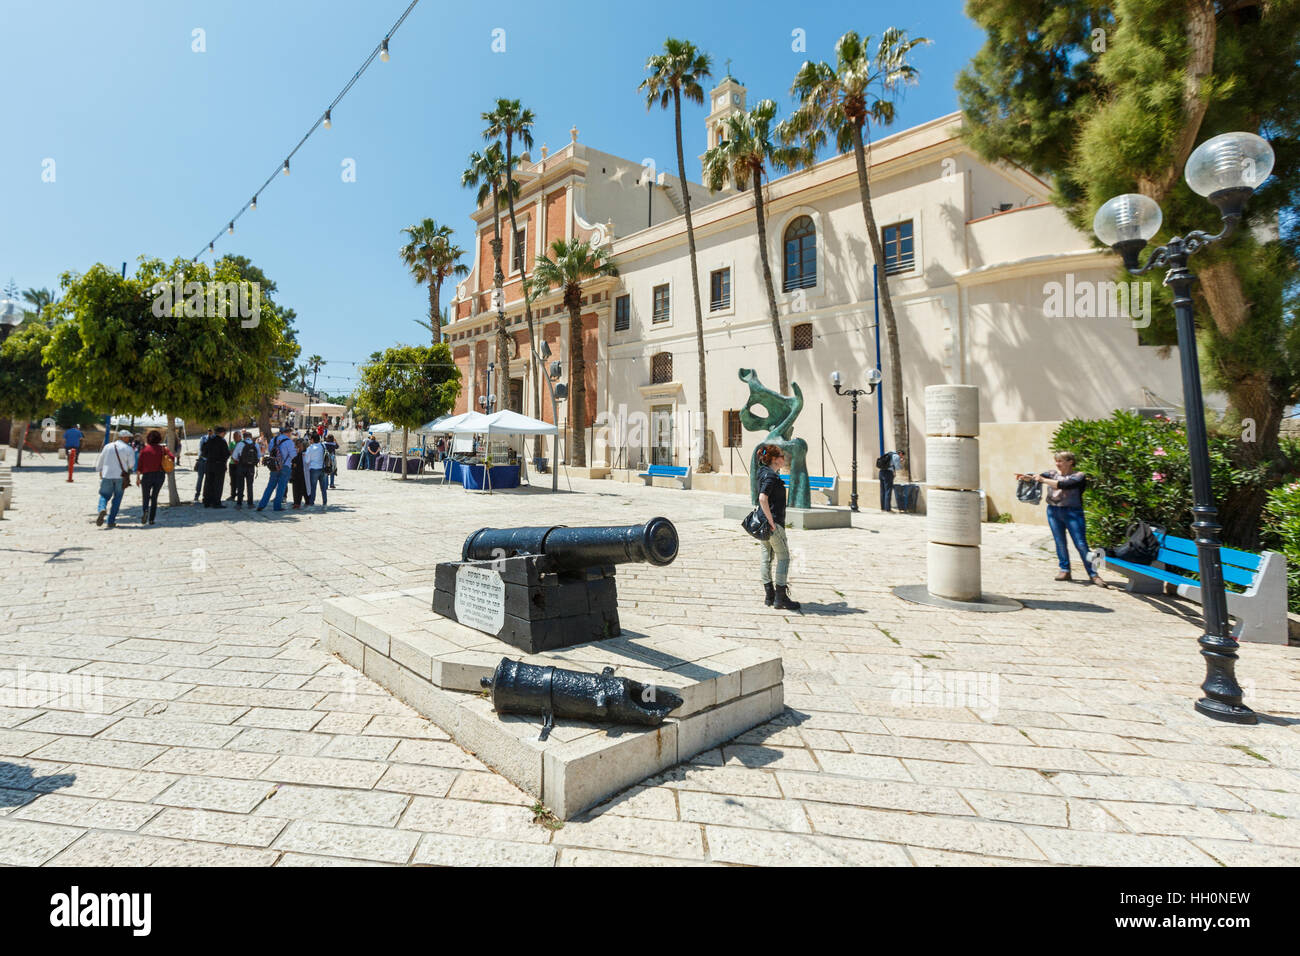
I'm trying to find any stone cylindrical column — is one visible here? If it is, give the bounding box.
[924,385,981,601]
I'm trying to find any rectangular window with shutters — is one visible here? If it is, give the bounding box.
[882,220,915,275]
[511,229,525,274]
[710,268,731,311]
[614,294,630,332]
[724,410,742,448]
[652,284,670,324]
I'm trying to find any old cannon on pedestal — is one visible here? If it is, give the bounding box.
[433,518,679,654]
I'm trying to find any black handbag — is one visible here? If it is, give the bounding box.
[741,506,773,540]
[1016,477,1043,504]
[1106,520,1160,564]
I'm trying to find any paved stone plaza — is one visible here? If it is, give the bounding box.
[1,460,1297,866]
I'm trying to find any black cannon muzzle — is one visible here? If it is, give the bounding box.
[479,658,683,740]
[462,517,678,572]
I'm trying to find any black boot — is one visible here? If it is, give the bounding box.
[764,582,775,607]
[773,585,801,611]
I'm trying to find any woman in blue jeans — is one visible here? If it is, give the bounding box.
[1019,451,1107,587]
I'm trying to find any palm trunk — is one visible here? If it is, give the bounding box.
[751,170,789,395]
[489,187,510,412]
[567,289,585,466]
[164,413,180,505]
[401,427,409,479]
[16,421,28,468]
[851,125,908,479]
[500,133,544,455]
[675,91,711,472]
[429,278,441,345]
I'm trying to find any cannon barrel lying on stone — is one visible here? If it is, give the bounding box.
[480,657,684,740]
[461,517,679,572]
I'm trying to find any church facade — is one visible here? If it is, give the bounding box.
[445,76,1185,516]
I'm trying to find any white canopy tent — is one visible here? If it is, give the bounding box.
[440,410,559,492]
[367,422,396,434]
[110,412,185,430]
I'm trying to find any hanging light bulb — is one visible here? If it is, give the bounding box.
[283,159,290,176]
[228,221,234,235]
[380,39,389,62]
[323,109,332,130]
[251,196,257,211]
[209,242,215,254]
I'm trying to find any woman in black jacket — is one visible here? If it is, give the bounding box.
[755,443,800,611]
[290,437,308,509]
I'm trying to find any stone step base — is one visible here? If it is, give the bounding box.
[722,502,852,530]
[322,588,784,819]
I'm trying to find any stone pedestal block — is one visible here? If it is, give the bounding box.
[926,437,980,490]
[924,384,980,438]
[927,541,982,602]
[927,489,982,546]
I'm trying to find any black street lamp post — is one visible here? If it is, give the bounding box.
[831,367,883,512]
[1093,131,1274,725]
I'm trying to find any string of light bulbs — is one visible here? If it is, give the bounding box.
[190,0,421,263]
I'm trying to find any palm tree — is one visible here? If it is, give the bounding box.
[784,28,930,476]
[702,100,810,395]
[462,144,519,411]
[21,287,55,321]
[482,99,541,447]
[399,219,468,346]
[641,38,714,473]
[529,240,619,466]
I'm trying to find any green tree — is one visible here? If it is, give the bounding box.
[784,27,931,476]
[529,239,619,466]
[44,258,290,504]
[400,219,468,346]
[218,254,301,434]
[0,322,55,467]
[482,99,543,449]
[958,0,1300,543]
[642,38,715,472]
[462,144,519,411]
[358,343,461,479]
[702,100,810,395]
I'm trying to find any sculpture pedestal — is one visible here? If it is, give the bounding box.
[722,502,852,530]
[323,588,784,819]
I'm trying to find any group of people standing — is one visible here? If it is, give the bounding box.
[194,424,338,512]
[90,421,339,528]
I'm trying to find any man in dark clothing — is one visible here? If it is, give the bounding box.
[194,427,214,501]
[202,427,230,508]
[230,431,259,508]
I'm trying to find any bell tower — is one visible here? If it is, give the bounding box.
[700,64,747,183]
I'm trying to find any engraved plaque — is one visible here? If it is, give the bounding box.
[925,436,980,490]
[927,489,982,546]
[454,565,506,634]
[925,385,980,438]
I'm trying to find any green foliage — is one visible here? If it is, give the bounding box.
[640,37,712,112]
[1052,410,1253,548]
[53,401,94,429]
[358,344,460,431]
[701,99,810,193]
[43,257,289,427]
[1261,481,1300,614]
[0,322,55,422]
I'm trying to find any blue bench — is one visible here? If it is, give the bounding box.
[779,473,838,506]
[638,464,691,489]
[1100,529,1289,645]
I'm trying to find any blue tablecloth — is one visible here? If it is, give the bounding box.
[444,460,519,489]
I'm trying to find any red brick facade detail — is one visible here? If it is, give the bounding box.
[545,190,567,247]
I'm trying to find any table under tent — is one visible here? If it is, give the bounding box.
[427,410,558,491]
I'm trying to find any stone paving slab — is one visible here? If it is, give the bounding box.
[0,462,1296,865]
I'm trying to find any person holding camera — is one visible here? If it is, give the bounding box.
[1017,450,1107,586]
[755,443,800,611]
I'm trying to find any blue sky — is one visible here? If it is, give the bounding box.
[1,0,985,395]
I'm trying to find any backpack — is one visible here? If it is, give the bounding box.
[1106,520,1160,565]
[238,441,260,469]
[263,436,289,472]
[875,453,892,470]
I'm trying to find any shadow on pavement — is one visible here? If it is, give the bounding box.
[0,762,76,807]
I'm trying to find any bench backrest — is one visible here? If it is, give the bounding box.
[1157,531,1262,588]
[778,474,834,488]
[647,465,688,477]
